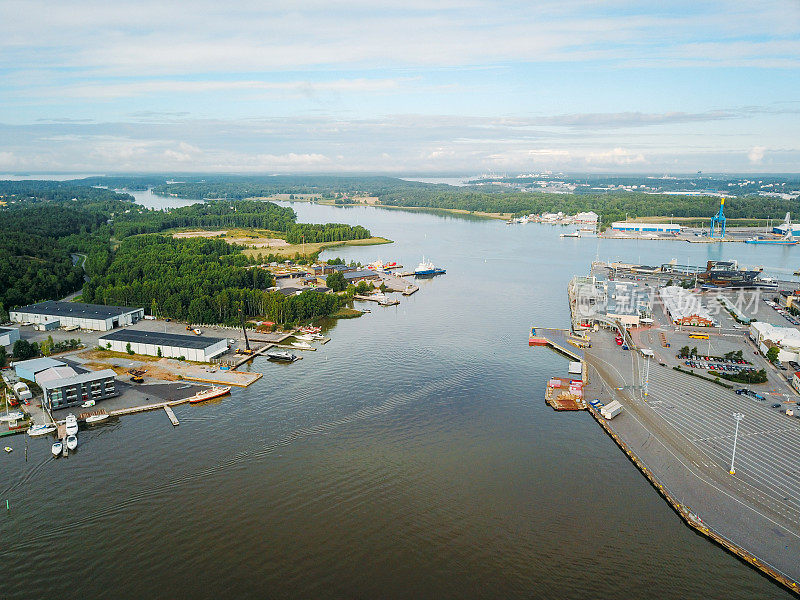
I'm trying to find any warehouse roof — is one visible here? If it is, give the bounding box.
[343,269,379,280]
[12,357,65,374]
[659,286,715,323]
[12,300,141,320]
[99,329,225,349]
[41,369,118,392]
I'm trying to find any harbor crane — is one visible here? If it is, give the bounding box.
[709,197,727,238]
[237,307,254,355]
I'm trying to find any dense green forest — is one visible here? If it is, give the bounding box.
[0,180,133,204]
[86,235,339,324]
[0,200,115,310]
[149,175,434,200]
[377,190,798,225]
[0,180,361,324]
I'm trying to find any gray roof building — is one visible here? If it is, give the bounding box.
[10,301,144,331]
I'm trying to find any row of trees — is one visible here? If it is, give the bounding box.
[286,223,371,244]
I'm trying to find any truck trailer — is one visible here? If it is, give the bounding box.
[600,400,623,420]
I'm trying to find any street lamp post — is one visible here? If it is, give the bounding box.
[729,412,744,475]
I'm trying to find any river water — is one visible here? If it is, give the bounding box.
[1,196,797,599]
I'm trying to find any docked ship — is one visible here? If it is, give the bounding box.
[697,260,763,287]
[414,257,446,277]
[748,213,800,245]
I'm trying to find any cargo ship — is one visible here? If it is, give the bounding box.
[745,235,798,246]
[414,257,446,277]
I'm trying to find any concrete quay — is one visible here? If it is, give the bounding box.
[585,338,800,595]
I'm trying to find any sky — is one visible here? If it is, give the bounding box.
[1,0,799,174]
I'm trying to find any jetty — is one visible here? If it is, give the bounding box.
[528,326,587,361]
[354,294,400,306]
[164,405,179,426]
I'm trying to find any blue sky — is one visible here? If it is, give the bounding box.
[0,0,798,173]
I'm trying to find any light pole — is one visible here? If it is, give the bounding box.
[729,412,744,475]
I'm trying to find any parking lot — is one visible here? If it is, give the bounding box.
[644,362,800,519]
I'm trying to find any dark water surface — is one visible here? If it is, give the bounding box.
[2,200,797,599]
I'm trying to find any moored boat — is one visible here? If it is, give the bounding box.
[85,414,110,424]
[66,434,78,451]
[65,414,78,436]
[266,350,298,362]
[0,411,25,423]
[291,341,312,349]
[294,333,315,341]
[51,441,62,457]
[28,424,56,437]
[188,386,232,404]
[414,257,446,277]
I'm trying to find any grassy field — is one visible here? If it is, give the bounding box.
[166,226,392,257]
[330,306,364,318]
[242,236,392,258]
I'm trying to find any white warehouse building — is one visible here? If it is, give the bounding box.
[611,222,682,233]
[98,329,228,362]
[10,301,144,331]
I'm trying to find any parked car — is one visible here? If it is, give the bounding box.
[772,403,782,408]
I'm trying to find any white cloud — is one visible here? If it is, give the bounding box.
[748,145,767,163]
[586,147,646,166]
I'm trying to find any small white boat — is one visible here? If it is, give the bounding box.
[28,424,56,437]
[294,333,314,341]
[65,414,78,436]
[85,414,109,424]
[51,441,63,457]
[0,412,25,423]
[309,333,325,340]
[291,341,312,349]
[66,434,78,450]
[81,400,95,408]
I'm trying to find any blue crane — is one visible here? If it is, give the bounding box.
[710,197,726,238]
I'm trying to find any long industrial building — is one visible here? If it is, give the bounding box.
[10,301,144,331]
[611,222,682,233]
[98,329,228,362]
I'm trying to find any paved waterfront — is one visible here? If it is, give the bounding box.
[587,328,800,588]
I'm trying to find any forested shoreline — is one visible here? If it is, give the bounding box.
[121,174,800,227]
[0,181,369,325]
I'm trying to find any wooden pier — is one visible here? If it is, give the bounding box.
[164,405,179,426]
[354,294,400,306]
[229,344,275,369]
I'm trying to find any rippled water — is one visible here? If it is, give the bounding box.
[1,199,796,599]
